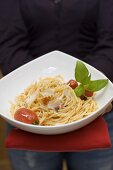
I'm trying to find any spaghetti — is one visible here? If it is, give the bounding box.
[10,75,98,126]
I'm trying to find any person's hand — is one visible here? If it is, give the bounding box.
[103,103,113,114]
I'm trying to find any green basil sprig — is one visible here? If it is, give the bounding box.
[74,84,85,97]
[74,61,108,97]
[75,61,91,85]
[87,79,108,92]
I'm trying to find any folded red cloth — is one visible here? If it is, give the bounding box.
[5,116,111,152]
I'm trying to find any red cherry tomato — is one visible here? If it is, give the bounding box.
[14,108,38,124]
[67,80,78,89]
[84,90,94,97]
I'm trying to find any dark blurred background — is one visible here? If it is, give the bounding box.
[0,70,11,169]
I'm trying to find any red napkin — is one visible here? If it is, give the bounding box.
[5,116,111,152]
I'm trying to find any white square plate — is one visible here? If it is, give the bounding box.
[0,51,113,134]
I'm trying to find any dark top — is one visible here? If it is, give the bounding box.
[0,0,113,80]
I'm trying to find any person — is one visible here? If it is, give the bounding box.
[0,0,113,170]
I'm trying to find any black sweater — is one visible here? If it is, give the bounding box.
[0,0,113,80]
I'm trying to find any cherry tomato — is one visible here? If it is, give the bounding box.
[84,90,94,97]
[14,108,38,124]
[67,80,78,89]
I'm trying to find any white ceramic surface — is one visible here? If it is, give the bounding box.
[0,51,113,135]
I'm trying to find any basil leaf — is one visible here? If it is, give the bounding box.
[82,73,91,85]
[87,79,108,92]
[75,61,90,84]
[74,84,85,97]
